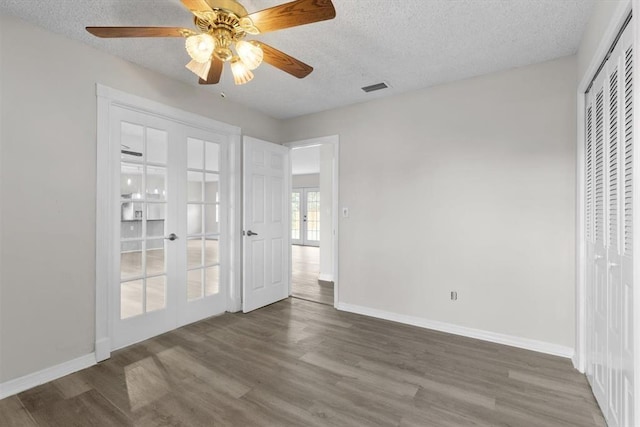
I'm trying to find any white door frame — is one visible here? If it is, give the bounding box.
[284,136,339,307]
[95,84,241,362]
[576,0,639,417]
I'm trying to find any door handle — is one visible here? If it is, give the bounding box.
[246,230,259,236]
[595,255,604,260]
[609,262,619,268]
[165,233,178,241]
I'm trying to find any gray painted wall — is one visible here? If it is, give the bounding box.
[292,174,320,188]
[281,56,578,349]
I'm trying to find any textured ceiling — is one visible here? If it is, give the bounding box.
[0,0,595,119]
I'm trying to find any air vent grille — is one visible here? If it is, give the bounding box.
[362,82,389,93]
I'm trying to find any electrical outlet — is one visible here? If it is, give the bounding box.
[450,291,458,301]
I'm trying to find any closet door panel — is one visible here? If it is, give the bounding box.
[584,20,634,427]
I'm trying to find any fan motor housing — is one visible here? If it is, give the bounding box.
[206,0,248,17]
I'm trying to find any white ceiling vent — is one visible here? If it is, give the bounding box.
[362,82,389,93]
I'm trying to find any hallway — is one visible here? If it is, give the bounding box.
[291,245,333,305]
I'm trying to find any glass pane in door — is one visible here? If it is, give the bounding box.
[187,237,203,269]
[121,241,142,280]
[146,239,165,276]
[187,269,203,300]
[205,266,220,296]
[186,138,221,302]
[306,191,320,242]
[121,280,143,319]
[146,127,167,164]
[292,192,301,240]
[146,276,166,312]
[119,122,169,319]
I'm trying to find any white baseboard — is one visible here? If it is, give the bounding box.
[318,273,334,282]
[336,302,574,359]
[95,338,111,362]
[0,353,96,400]
[572,354,585,373]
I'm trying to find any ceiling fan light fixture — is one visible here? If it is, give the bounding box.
[214,46,234,62]
[86,0,337,86]
[185,59,212,80]
[212,28,234,62]
[230,56,254,85]
[235,40,263,70]
[185,33,215,63]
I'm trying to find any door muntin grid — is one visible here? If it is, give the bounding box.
[292,191,301,240]
[119,122,168,319]
[187,137,221,301]
[306,190,320,242]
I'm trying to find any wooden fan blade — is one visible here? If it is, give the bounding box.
[199,58,224,85]
[181,0,213,13]
[86,27,189,38]
[247,0,336,34]
[258,42,313,78]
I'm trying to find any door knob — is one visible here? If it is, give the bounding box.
[595,255,604,260]
[246,230,259,236]
[609,262,619,268]
[165,233,178,241]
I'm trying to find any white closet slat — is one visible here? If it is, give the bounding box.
[595,89,605,243]
[609,68,619,249]
[624,46,633,256]
[587,104,594,241]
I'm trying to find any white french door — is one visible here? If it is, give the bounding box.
[113,106,177,349]
[111,106,228,349]
[180,127,228,326]
[584,19,634,427]
[291,187,320,247]
[242,136,291,313]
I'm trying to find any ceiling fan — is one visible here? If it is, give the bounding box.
[86,0,336,85]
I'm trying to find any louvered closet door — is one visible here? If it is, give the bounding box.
[618,29,634,427]
[584,19,634,427]
[606,38,623,427]
[585,86,595,384]
[591,76,608,410]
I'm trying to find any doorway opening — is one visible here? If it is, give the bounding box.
[286,137,339,307]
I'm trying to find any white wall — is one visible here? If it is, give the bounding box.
[292,174,319,188]
[281,56,577,349]
[0,12,281,383]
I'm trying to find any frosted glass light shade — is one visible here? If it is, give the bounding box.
[185,34,215,64]
[185,59,212,80]
[235,40,263,70]
[230,57,254,85]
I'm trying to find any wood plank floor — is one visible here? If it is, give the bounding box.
[1,298,605,426]
[291,245,333,305]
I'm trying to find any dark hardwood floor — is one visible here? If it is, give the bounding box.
[1,298,604,426]
[291,245,333,305]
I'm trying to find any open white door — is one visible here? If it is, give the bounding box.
[243,137,291,312]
